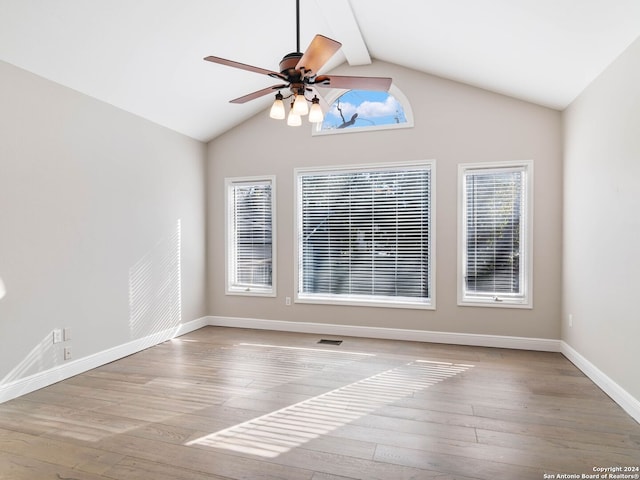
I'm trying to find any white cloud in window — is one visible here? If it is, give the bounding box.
[329,96,401,119]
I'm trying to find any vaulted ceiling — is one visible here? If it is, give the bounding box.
[2,0,639,142]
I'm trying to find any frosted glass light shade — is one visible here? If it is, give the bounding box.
[292,94,309,116]
[269,97,285,120]
[308,100,324,123]
[287,110,302,126]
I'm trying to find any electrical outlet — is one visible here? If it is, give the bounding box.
[53,329,62,344]
[64,347,72,360]
[568,314,573,328]
[63,327,71,341]
[285,296,292,306]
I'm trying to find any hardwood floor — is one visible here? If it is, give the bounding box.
[0,326,638,479]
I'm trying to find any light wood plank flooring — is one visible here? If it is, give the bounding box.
[0,326,638,479]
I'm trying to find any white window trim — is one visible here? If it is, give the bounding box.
[225,175,277,297]
[311,84,414,136]
[294,160,436,310]
[457,160,533,309]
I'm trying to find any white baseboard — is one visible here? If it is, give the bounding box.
[561,341,640,424]
[207,315,562,352]
[0,316,208,404]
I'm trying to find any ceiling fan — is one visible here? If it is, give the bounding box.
[204,0,392,125]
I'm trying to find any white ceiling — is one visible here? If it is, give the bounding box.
[1,0,639,142]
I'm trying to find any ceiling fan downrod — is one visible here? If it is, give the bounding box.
[296,0,300,54]
[278,0,304,76]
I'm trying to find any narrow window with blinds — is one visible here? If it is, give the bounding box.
[295,161,434,309]
[226,176,275,296]
[458,162,532,308]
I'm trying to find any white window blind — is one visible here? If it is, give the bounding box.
[226,177,275,295]
[296,163,433,308]
[460,163,531,306]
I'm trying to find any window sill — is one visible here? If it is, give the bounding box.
[458,296,532,309]
[226,288,276,298]
[296,294,435,310]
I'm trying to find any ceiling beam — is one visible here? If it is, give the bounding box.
[314,0,371,66]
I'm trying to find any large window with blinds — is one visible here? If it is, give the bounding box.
[458,161,532,308]
[295,161,435,309]
[226,176,275,296]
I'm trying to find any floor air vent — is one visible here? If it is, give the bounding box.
[318,339,343,346]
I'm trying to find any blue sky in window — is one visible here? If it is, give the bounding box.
[321,90,407,130]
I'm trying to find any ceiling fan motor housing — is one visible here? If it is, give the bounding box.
[279,52,306,94]
[280,52,303,75]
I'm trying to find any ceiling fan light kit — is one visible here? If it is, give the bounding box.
[204,0,392,128]
[286,104,303,127]
[308,96,324,123]
[292,91,310,116]
[269,92,286,120]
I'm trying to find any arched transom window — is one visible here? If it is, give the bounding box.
[313,85,413,135]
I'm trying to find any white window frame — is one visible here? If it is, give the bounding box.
[457,160,533,308]
[294,160,436,310]
[225,175,276,297]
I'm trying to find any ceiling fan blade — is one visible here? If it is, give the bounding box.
[314,75,392,91]
[296,35,342,74]
[204,56,285,80]
[229,84,288,104]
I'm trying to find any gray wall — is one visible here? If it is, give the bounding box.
[563,37,640,401]
[0,61,207,384]
[208,61,563,339]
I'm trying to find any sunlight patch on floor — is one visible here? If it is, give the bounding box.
[187,359,472,458]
